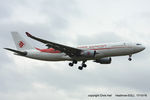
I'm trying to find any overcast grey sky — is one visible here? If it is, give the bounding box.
[0,0,150,100]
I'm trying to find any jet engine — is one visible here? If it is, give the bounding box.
[94,57,112,64]
[80,50,96,57]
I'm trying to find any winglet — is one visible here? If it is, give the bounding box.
[26,32,32,37]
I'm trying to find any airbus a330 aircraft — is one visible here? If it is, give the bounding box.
[5,32,145,70]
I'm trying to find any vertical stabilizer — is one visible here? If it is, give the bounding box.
[11,32,34,51]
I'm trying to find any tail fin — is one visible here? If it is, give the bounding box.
[11,32,34,51]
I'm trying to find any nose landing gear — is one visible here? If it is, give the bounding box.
[128,55,132,61]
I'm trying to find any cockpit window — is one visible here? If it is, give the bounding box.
[136,43,141,45]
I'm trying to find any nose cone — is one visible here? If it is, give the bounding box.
[133,43,145,53]
[142,46,146,50]
[141,45,146,51]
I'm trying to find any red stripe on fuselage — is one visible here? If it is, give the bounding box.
[35,46,128,54]
[89,46,127,50]
[36,48,61,53]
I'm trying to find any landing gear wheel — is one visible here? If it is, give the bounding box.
[128,58,132,61]
[128,55,132,61]
[69,63,73,67]
[82,63,87,68]
[78,66,83,70]
[73,60,77,64]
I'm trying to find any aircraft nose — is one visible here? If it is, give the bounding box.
[140,45,145,51]
[142,45,145,50]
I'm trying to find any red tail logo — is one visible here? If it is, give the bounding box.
[19,41,24,48]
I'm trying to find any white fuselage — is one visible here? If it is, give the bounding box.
[25,42,145,61]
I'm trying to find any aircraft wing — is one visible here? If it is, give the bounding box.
[26,32,82,57]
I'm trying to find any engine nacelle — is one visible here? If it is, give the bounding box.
[80,50,96,57]
[94,57,112,64]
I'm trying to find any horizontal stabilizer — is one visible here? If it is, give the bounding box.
[4,48,27,56]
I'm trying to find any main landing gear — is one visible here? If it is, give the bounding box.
[69,60,87,70]
[78,61,87,70]
[69,60,77,67]
[128,55,132,61]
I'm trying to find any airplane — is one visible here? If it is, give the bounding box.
[4,32,145,70]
